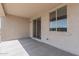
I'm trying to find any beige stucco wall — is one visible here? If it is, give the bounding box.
[0,3,5,42]
[0,4,5,16]
[2,15,30,41]
[30,4,79,55]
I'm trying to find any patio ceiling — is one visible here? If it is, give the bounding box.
[3,3,60,18]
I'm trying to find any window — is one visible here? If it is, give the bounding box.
[50,11,56,31]
[49,6,67,32]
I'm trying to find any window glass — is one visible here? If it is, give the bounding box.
[57,6,67,31]
[49,11,56,31]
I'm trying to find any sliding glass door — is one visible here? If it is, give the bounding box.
[33,18,41,39]
[33,20,37,37]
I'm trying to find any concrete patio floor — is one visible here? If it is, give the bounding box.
[0,38,76,56]
[0,40,29,56]
[18,38,75,56]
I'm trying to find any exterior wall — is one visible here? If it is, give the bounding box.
[30,4,79,55]
[2,14,30,41]
[0,3,5,42]
[0,4,5,16]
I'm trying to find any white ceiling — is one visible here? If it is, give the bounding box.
[3,3,60,18]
